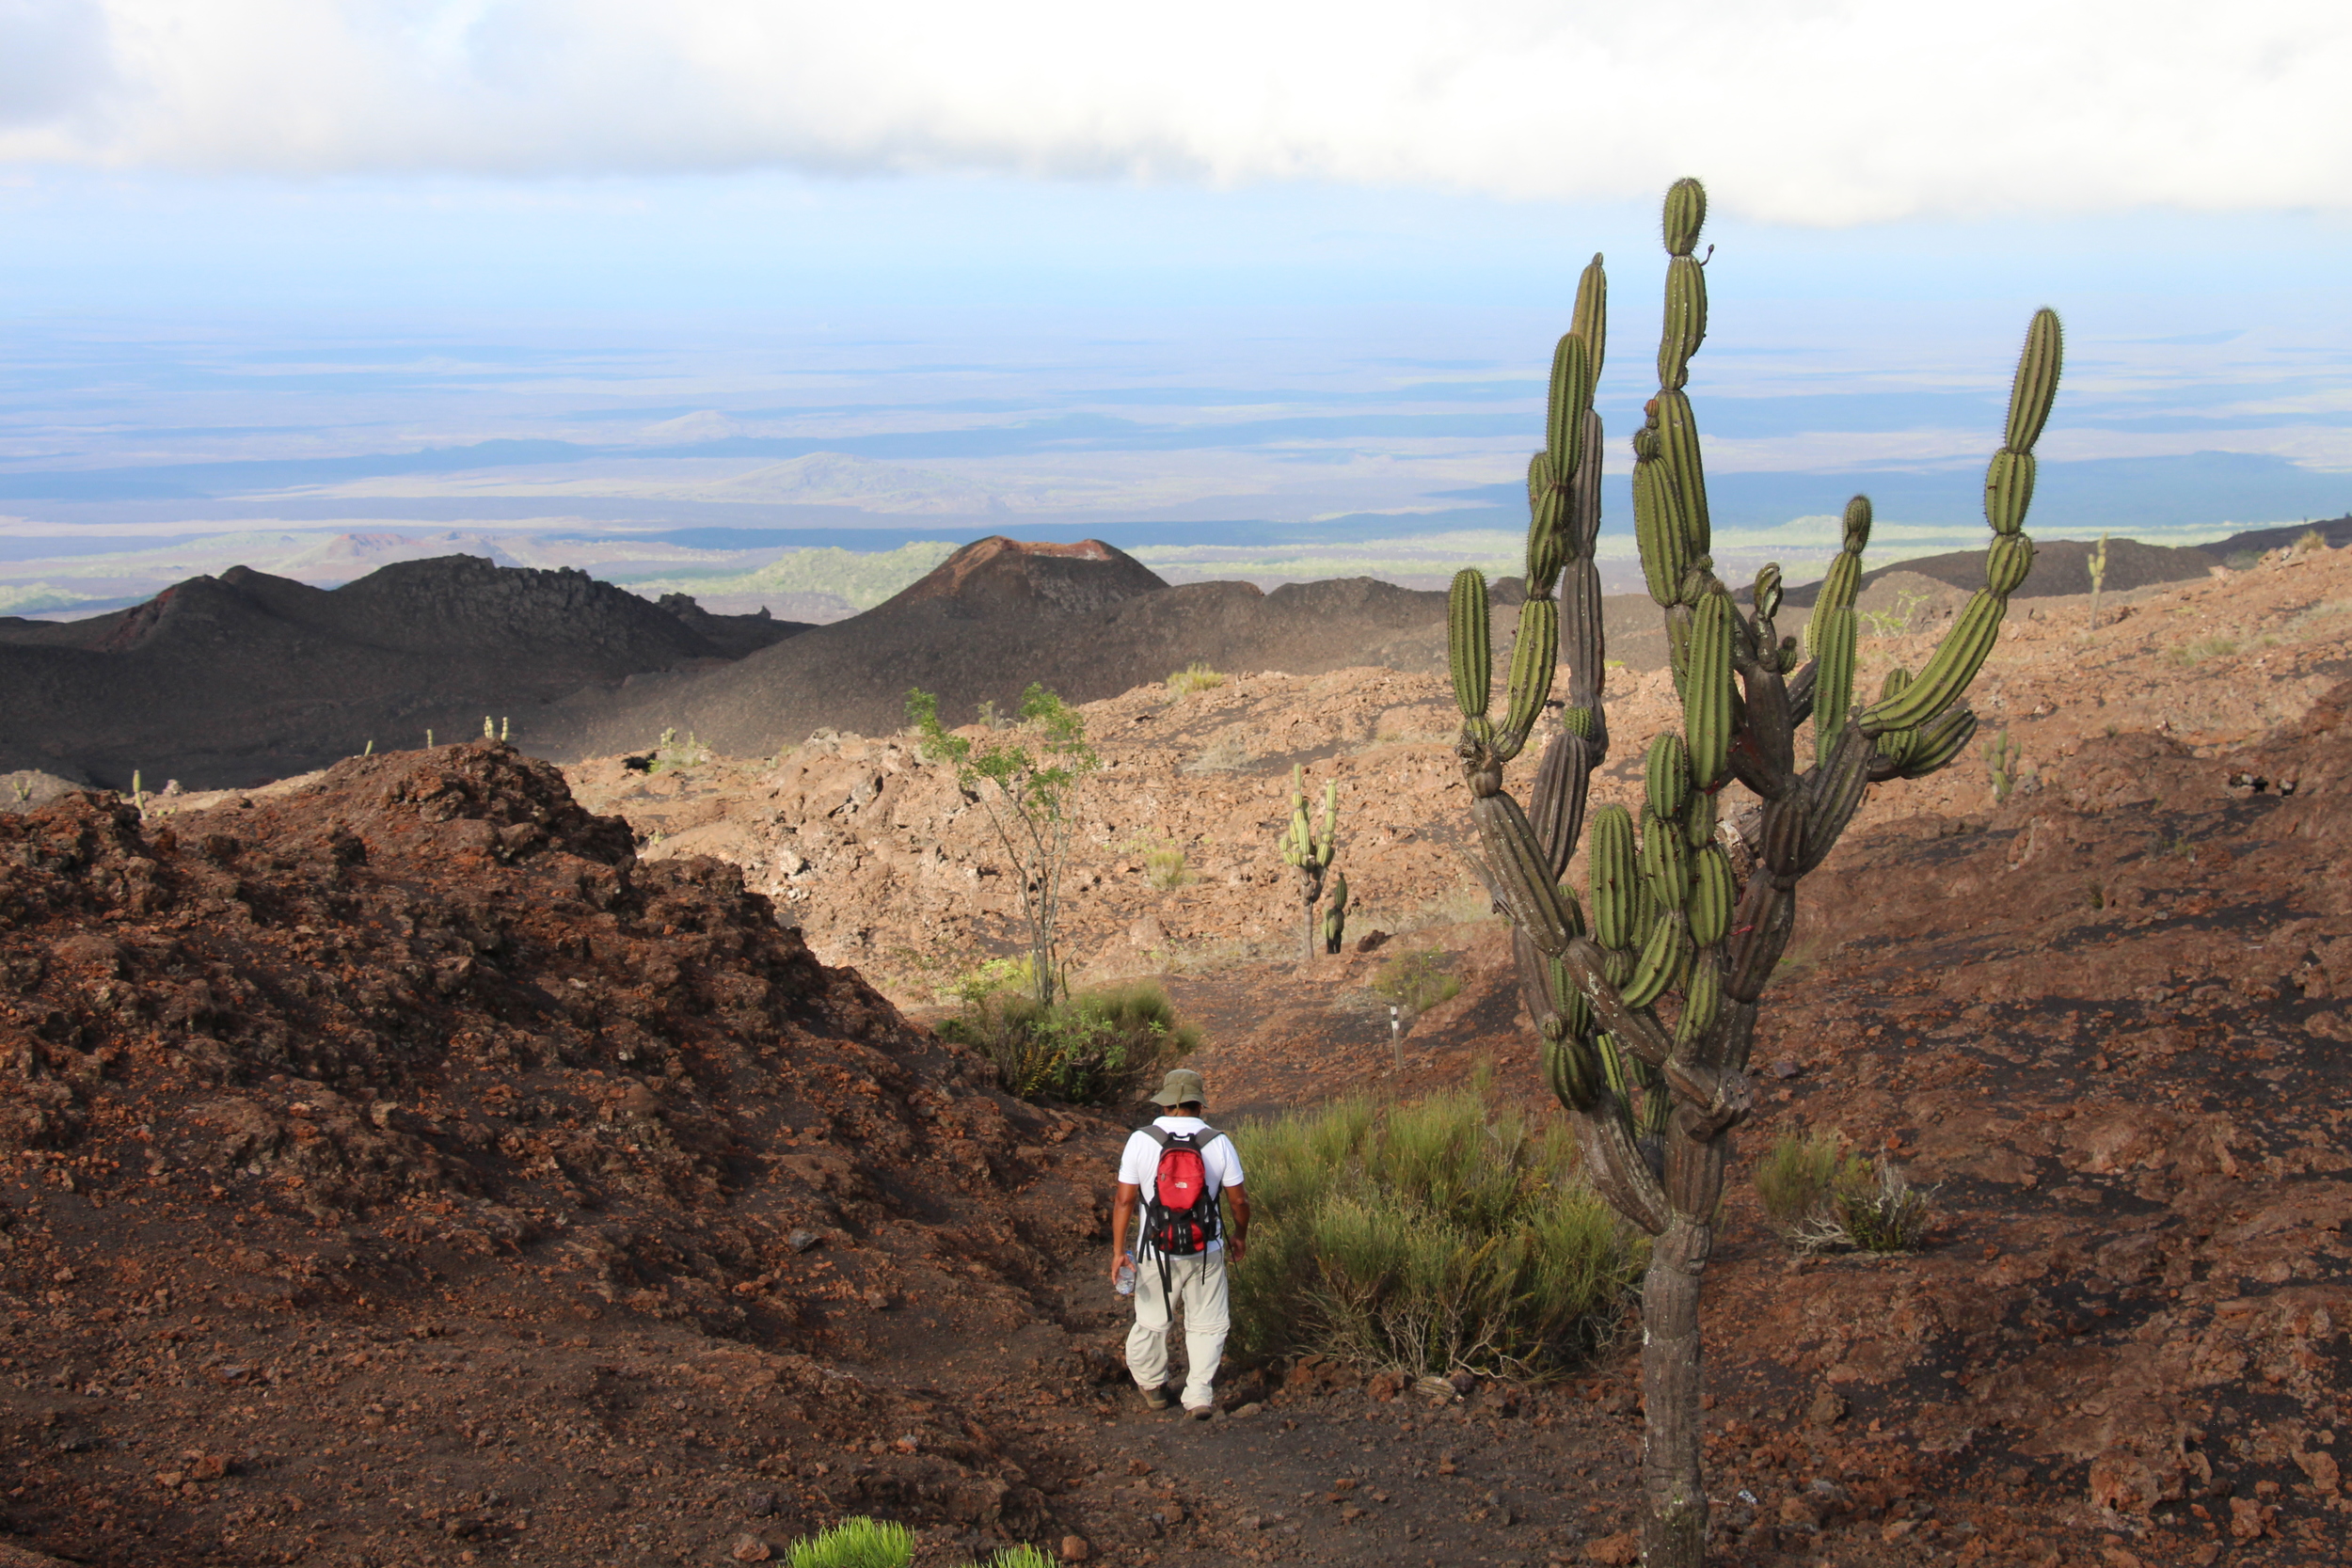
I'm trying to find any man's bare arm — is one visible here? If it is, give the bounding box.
[1109,1180,1141,1285]
[1225,1182,1249,1264]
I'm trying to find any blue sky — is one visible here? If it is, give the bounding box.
[2,3,2348,604]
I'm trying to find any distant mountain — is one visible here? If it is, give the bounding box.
[0,555,739,790]
[534,535,1480,760]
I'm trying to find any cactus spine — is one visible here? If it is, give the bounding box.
[1278,767,1341,963]
[1445,178,2060,1568]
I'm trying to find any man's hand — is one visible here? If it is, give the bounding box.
[1108,1180,1141,1290]
[1227,1234,1248,1265]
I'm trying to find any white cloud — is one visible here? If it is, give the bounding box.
[0,2,2346,222]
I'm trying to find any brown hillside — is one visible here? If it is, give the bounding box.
[0,744,1123,1566]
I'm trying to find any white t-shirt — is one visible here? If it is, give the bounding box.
[1118,1117,1247,1255]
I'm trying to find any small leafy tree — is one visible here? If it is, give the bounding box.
[908,683,1098,1007]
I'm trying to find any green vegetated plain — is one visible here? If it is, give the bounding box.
[614,541,961,610]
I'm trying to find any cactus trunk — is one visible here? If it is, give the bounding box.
[1444,179,2059,1568]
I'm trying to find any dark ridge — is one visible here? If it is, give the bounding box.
[653,593,816,658]
[0,556,739,790]
[2201,512,2352,559]
[1772,536,2217,608]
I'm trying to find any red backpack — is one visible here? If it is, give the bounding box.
[1140,1125,1227,1259]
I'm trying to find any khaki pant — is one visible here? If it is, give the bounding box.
[1125,1249,1230,1410]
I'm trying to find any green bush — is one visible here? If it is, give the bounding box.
[1825,1158,1936,1254]
[1754,1127,1843,1231]
[1370,948,1462,1012]
[1758,1131,1937,1255]
[940,981,1200,1105]
[1228,1084,1645,1380]
[787,1516,915,1568]
[978,1549,1057,1568]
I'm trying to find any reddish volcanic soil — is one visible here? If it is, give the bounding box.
[0,539,2348,1567]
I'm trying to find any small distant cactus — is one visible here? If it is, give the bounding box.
[1322,870,1349,954]
[1277,766,1341,962]
[2087,531,2109,627]
[1984,730,2022,801]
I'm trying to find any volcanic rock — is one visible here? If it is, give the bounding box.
[0,740,1109,1564]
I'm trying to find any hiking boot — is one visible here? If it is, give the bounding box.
[1184,1402,1214,1421]
[1138,1384,1172,1411]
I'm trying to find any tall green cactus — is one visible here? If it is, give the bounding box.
[1323,870,1350,955]
[2088,530,2110,628]
[1984,730,2022,801]
[1278,766,1341,962]
[1445,178,2060,1568]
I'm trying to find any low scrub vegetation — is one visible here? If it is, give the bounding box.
[1755,1127,1844,1230]
[1143,843,1189,889]
[1229,1085,1645,1380]
[649,726,711,772]
[938,971,1200,1105]
[1166,660,1227,694]
[1183,733,1254,773]
[1755,1129,1936,1254]
[783,1515,1049,1568]
[2169,635,2240,666]
[1369,947,1462,1013]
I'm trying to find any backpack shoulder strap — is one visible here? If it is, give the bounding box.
[1139,1126,1172,1149]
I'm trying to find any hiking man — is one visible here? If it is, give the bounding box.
[1108,1068,1249,1418]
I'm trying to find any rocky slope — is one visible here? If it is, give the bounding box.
[571,537,2350,1006]
[0,743,1127,1566]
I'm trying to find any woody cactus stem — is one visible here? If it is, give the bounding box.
[1279,766,1341,962]
[1445,179,2062,1568]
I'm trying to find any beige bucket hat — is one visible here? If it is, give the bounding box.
[1149,1068,1208,1108]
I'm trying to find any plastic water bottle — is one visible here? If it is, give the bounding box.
[1114,1254,1136,1296]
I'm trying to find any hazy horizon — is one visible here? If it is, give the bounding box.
[4,4,2347,616]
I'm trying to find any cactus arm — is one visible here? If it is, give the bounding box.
[1572,1105,1673,1237]
[1858,308,2060,735]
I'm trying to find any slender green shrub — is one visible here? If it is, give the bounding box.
[1370,948,1461,1013]
[939,982,1200,1105]
[1228,1085,1645,1380]
[787,1516,915,1568]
